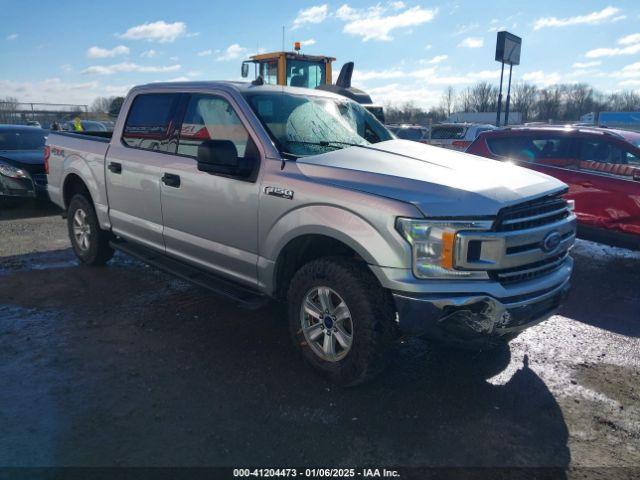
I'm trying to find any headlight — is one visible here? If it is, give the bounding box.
[0,161,28,179]
[396,218,492,280]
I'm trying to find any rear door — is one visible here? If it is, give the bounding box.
[105,92,181,251]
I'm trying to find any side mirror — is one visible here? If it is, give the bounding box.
[197,140,257,178]
[633,169,640,182]
[241,62,249,78]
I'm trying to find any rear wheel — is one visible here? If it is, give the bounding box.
[67,194,114,266]
[287,258,397,386]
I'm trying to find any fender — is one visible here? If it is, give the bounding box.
[259,204,412,293]
[61,151,111,230]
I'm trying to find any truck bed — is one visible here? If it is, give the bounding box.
[46,131,112,217]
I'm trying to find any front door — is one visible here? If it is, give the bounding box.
[159,92,262,287]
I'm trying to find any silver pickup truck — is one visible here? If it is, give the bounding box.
[46,81,576,385]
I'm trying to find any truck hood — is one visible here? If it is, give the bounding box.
[296,139,566,217]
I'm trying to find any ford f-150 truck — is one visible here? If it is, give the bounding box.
[46,81,576,385]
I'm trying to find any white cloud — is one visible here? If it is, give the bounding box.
[118,21,187,43]
[86,45,130,58]
[453,23,479,36]
[336,3,437,42]
[364,83,442,109]
[166,76,191,82]
[82,62,181,75]
[585,32,640,58]
[572,61,601,68]
[169,56,179,61]
[353,66,499,86]
[586,43,640,58]
[140,49,158,58]
[533,6,624,30]
[458,37,483,48]
[216,44,247,61]
[618,79,640,87]
[300,38,316,47]
[6,33,18,41]
[0,78,101,104]
[428,55,448,64]
[522,70,562,86]
[197,49,213,56]
[60,64,73,72]
[618,33,640,45]
[292,4,328,29]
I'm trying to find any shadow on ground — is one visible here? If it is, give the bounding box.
[560,242,640,337]
[0,251,570,468]
[0,199,62,221]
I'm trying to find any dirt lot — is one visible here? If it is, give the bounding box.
[0,200,639,472]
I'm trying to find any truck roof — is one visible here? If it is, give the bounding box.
[132,80,347,100]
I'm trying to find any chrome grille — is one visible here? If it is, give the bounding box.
[495,194,570,232]
[456,192,576,285]
[491,251,570,284]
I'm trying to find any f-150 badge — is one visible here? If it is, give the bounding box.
[264,186,294,200]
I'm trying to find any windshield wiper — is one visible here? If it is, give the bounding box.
[286,140,344,150]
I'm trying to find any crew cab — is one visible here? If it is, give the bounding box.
[466,126,640,249]
[46,82,576,385]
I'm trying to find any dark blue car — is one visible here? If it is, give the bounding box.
[0,125,48,205]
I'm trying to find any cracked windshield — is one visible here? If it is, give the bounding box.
[243,92,392,156]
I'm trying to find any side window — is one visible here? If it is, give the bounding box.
[487,136,573,165]
[577,138,640,178]
[486,136,533,161]
[177,94,257,161]
[122,93,179,152]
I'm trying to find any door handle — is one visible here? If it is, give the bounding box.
[108,162,122,174]
[162,173,181,188]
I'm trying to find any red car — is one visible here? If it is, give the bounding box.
[466,126,640,249]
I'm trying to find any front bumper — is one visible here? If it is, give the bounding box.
[0,172,48,200]
[393,276,571,339]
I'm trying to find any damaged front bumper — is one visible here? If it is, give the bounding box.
[393,278,571,340]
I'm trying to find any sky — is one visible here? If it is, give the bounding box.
[1,0,640,109]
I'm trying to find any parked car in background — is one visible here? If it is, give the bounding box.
[387,124,430,142]
[61,120,109,132]
[26,120,42,128]
[466,126,640,249]
[428,123,496,151]
[0,125,48,206]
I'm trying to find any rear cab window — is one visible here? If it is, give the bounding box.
[122,93,181,153]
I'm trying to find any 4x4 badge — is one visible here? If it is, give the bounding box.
[264,186,294,200]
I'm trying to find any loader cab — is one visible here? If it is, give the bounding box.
[241,50,335,89]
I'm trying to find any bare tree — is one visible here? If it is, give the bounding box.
[439,86,456,118]
[91,96,114,113]
[537,86,562,122]
[607,90,640,112]
[562,83,594,120]
[511,82,537,122]
[0,96,20,124]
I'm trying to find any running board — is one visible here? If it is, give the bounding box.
[110,240,268,310]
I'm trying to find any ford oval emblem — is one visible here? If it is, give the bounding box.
[542,231,562,253]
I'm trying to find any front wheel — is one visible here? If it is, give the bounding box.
[287,258,397,386]
[67,194,114,266]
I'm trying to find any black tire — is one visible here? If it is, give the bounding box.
[67,193,114,266]
[287,258,397,386]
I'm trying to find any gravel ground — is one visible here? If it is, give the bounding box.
[0,200,639,473]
